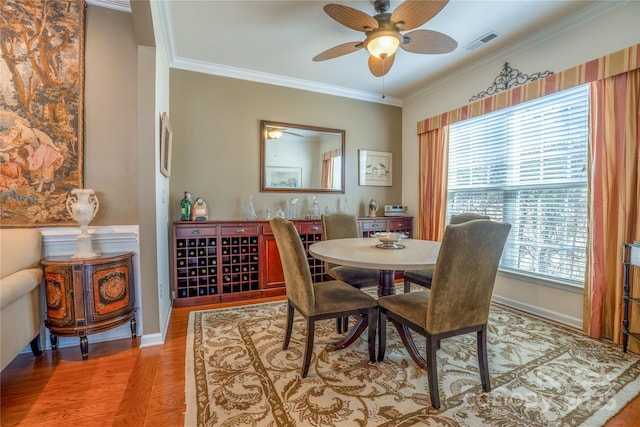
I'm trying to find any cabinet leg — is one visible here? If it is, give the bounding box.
[130,318,137,338]
[80,336,88,360]
[51,334,58,350]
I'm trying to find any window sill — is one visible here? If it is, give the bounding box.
[497,269,584,295]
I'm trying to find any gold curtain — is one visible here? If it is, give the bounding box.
[417,127,449,241]
[585,69,640,352]
[416,44,640,349]
[321,148,341,189]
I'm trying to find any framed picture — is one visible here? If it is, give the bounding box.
[359,150,392,186]
[160,112,173,177]
[266,166,302,188]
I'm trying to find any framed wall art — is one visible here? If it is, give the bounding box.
[358,150,392,186]
[160,112,173,177]
[266,166,302,188]
[0,0,85,227]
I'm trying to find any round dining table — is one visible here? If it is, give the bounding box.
[309,237,441,297]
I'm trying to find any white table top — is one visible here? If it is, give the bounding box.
[309,237,441,271]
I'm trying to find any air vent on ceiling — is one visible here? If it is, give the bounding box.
[465,31,500,51]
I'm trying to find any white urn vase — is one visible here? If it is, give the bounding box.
[66,188,100,258]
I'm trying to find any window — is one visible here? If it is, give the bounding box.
[331,155,342,190]
[447,85,589,286]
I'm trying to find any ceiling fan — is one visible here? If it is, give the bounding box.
[313,0,457,77]
[265,126,303,140]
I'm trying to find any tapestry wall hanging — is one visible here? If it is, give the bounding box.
[0,0,85,227]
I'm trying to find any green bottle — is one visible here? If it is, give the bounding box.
[180,192,191,221]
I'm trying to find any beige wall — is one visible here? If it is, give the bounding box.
[84,5,166,337]
[85,6,139,225]
[169,70,402,221]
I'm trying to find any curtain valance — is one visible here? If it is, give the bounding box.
[417,44,640,134]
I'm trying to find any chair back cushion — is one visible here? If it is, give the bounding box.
[450,213,490,225]
[426,220,511,334]
[270,217,314,314]
[321,213,360,270]
[321,213,359,240]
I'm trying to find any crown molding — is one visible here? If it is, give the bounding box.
[170,56,403,107]
[86,0,131,13]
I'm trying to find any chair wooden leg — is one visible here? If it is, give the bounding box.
[404,279,411,293]
[368,308,377,363]
[477,324,491,392]
[283,301,294,351]
[336,316,350,334]
[426,335,441,409]
[377,310,387,362]
[301,318,315,378]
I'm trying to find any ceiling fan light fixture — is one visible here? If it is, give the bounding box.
[364,30,402,59]
[267,128,283,139]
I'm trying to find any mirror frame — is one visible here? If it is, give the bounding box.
[260,120,346,194]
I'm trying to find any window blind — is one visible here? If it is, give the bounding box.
[447,85,589,285]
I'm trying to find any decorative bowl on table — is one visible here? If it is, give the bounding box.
[374,232,408,249]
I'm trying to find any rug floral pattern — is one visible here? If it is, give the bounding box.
[186,298,640,426]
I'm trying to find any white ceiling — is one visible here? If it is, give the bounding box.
[94,0,623,106]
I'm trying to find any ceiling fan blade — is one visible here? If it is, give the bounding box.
[400,29,457,54]
[313,42,363,61]
[368,54,395,77]
[283,130,303,138]
[391,0,449,31]
[324,4,378,32]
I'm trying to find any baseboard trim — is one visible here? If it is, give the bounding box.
[140,333,164,348]
[492,294,582,329]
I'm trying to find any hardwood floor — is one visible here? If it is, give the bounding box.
[2,296,639,426]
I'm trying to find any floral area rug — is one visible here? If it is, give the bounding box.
[185,295,640,426]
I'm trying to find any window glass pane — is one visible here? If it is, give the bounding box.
[447,85,589,285]
[331,156,342,190]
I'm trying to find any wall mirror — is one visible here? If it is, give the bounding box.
[260,120,345,193]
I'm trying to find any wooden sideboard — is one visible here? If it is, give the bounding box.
[172,217,413,307]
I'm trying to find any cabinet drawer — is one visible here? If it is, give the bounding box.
[361,220,387,231]
[176,225,217,237]
[388,218,411,230]
[220,224,260,236]
[299,222,322,233]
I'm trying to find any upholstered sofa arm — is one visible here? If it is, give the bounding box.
[0,268,44,310]
[0,228,43,279]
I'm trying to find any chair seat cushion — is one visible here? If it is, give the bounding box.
[326,266,379,288]
[311,280,378,315]
[379,291,429,330]
[404,269,434,288]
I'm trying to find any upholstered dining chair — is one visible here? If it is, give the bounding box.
[270,217,378,378]
[403,213,490,293]
[321,213,380,333]
[321,213,380,288]
[378,219,511,408]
